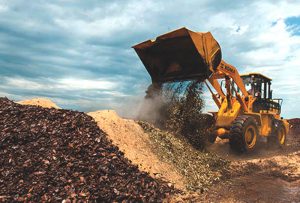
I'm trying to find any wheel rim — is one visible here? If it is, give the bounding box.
[244,125,257,149]
[278,128,286,145]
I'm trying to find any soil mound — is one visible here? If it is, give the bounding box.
[17,98,60,109]
[0,98,175,202]
[87,110,186,189]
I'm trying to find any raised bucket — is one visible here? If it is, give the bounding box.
[133,27,222,83]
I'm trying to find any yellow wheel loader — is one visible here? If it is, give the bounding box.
[133,27,289,153]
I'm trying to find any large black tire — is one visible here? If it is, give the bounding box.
[267,121,286,147]
[229,115,259,153]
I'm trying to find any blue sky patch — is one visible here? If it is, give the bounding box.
[285,16,300,35]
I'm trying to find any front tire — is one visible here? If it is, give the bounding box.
[229,115,258,153]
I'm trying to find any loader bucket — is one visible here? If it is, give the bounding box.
[133,27,222,83]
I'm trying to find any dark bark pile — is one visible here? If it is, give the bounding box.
[0,98,174,202]
[288,118,300,135]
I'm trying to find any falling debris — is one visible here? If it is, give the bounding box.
[138,80,214,150]
[0,98,176,202]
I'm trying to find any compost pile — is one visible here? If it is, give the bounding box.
[138,121,230,192]
[0,98,175,202]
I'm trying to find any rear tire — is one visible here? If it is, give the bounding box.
[229,115,258,153]
[268,122,286,147]
[277,124,286,146]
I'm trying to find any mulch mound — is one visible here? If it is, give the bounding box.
[0,98,175,202]
[138,121,229,192]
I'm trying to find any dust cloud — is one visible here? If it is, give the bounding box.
[135,83,165,123]
[116,83,166,124]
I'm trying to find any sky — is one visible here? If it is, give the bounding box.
[0,0,299,118]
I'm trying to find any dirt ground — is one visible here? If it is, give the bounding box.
[201,134,300,202]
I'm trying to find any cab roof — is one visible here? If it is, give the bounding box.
[240,73,272,81]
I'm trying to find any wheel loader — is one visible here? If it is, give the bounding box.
[133,27,289,153]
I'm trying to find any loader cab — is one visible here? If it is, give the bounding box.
[241,73,282,114]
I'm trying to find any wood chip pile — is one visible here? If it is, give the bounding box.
[0,98,175,202]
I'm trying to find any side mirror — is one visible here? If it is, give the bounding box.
[270,90,273,99]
